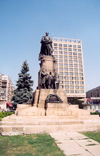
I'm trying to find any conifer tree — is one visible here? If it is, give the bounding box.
[11,60,33,105]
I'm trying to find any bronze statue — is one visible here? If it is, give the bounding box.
[47,72,53,89]
[40,70,48,88]
[40,32,53,56]
[53,72,60,89]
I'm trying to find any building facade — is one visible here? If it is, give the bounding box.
[52,37,86,101]
[86,86,100,98]
[0,74,15,109]
[84,86,100,111]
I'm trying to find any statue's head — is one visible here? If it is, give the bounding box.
[46,32,49,36]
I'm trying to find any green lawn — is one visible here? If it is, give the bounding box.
[0,133,65,156]
[82,131,100,143]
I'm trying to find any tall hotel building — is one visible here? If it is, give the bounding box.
[52,37,86,101]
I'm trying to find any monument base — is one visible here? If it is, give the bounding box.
[1,88,100,135]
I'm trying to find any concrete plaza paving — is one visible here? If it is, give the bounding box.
[50,131,100,156]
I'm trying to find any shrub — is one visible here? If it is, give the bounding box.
[0,111,13,121]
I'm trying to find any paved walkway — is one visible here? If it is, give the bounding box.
[50,131,100,156]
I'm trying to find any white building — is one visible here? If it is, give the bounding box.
[52,37,86,101]
[0,74,15,109]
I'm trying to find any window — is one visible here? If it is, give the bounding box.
[64,64,68,67]
[59,63,63,66]
[79,69,83,72]
[54,51,57,54]
[65,72,68,75]
[64,56,67,58]
[68,45,72,47]
[59,72,63,75]
[59,44,62,47]
[79,61,82,64]
[69,60,73,63]
[70,86,74,89]
[59,59,63,62]
[74,60,77,63]
[69,64,73,67]
[80,86,84,89]
[75,73,78,76]
[68,48,72,51]
[70,72,73,75]
[60,81,63,84]
[73,52,77,55]
[75,90,79,93]
[80,90,84,93]
[54,43,57,46]
[59,76,63,79]
[66,90,69,93]
[65,81,69,84]
[60,85,63,88]
[80,81,84,84]
[80,77,83,80]
[69,56,72,59]
[64,68,68,71]
[73,45,76,48]
[59,55,63,58]
[78,57,82,60]
[75,81,79,84]
[64,52,67,54]
[59,68,63,70]
[70,90,74,93]
[64,48,67,51]
[69,52,72,55]
[59,48,62,50]
[74,68,78,71]
[65,85,69,88]
[69,68,73,71]
[79,65,82,68]
[64,44,67,47]
[75,77,78,80]
[78,53,82,56]
[75,86,79,89]
[54,47,57,49]
[54,55,57,58]
[65,76,68,79]
[74,64,78,67]
[64,60,67,62]
[59,51,62,54]
[70,77,73,80]
[80,73,83,76]
[70,81,74,84]
[73,49,76,51]
[78,49,81,52]
[78,45,81,48]
[74,56,77,59]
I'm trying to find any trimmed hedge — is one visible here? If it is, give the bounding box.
[90,112,100,116]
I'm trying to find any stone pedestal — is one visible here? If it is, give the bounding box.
[35,88,68,108]
[38,55,57,89]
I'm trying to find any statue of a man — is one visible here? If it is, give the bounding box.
[47,72,53,89]
[40,70,48,88]
[53,72,60,89]
[40,32,53,56]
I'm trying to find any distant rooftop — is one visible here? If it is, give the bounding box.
[52,37,81,43]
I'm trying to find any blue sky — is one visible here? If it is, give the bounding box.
[0,0,100,91]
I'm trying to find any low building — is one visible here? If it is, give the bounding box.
[0,74,15,110]
[84,87,100,111]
